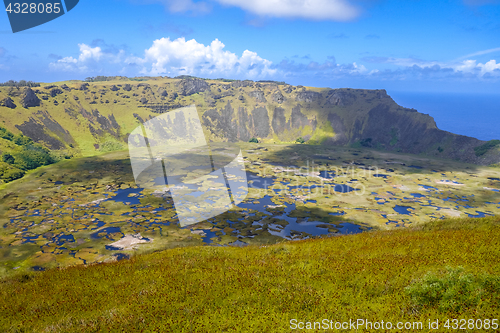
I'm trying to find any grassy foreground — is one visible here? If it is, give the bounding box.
[1,217,499,332]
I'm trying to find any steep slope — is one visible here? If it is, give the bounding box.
[0,76,498,166]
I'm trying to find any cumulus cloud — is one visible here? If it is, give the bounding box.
[362,56,500,80]
[49,38,276,79]
[215,0,359,21]
[142,37,276,78]
[48,38,500,83]
[49,43,137,75]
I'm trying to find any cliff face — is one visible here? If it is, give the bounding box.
[0,77,497,165]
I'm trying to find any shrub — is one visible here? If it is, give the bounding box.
[100,141,125,152]
[249,138,259,143]
[11,144,54,170]
[1,168,25,182]
[0,80,39,87]
[13,134,33,146]
[474,140,500,157]
[2,153,14,164]
[405,266,500,313]
[296,137,305,144]
[49,151,73,162]
[360,138,372,147]
[0,127,14,141]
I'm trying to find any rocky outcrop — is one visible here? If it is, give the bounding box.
[203,102,239,142]
[271,107,290,136]
[291,106,316,130]
[1,77,499,165]
[237,107,252,141]
[50,88,63,97]
[20,88,41,108]
[296,91,321,103]
[326,113,349,145]
[231,80,253,88]
[325,90,356,106]
[271,90,285,104]
[249,90,266,103]
[0,97,16,109]
[376,89,389,99]
[178,78,209,96]
[252,107,270,137]
[16,110,74,149]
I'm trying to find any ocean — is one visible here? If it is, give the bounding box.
[389,91,500,142]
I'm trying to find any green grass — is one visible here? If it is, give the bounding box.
[474,140,500,157]
[405,266,500,313]
[1,216,499,332]
[390,127,399,146]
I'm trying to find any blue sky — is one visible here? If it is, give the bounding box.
[1,0,499,93]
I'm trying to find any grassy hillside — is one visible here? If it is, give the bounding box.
[0,216,499,332]
[1,76,497,182]
[1,77,499,332]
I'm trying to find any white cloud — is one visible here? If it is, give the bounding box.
[127,0,360,21]
[48,38,500,83]
[49,38,276,79]
[49,43,136,73]
[215,0,359,21]
[142,37,276,77]
[461,59,500,75]
[362,55,500,79]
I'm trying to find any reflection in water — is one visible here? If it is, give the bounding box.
[467,211,491,218]
[236,193,367,240]
[107,187,144,205]
[394,205,414,215]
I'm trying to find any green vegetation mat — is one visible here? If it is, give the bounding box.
[2,144,500,280]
